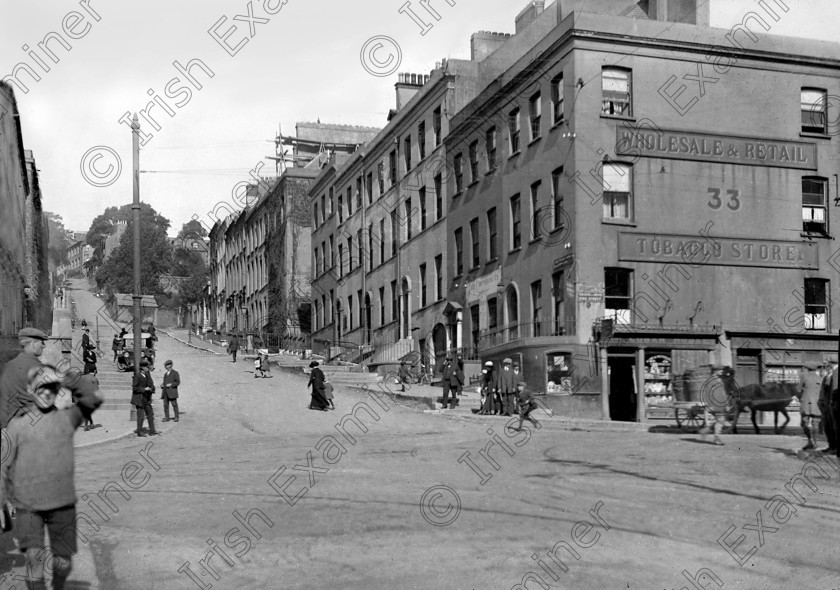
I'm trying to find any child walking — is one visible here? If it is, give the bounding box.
[512,381,541,431]
[0,366,104,589]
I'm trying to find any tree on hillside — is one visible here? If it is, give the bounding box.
[177,219,208,240]
[86,203,170,277]
[44,212,72,266]
[95,203,172,295]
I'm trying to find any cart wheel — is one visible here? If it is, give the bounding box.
[675,408,703,430]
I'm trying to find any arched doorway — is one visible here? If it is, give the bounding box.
[432,323,447,372]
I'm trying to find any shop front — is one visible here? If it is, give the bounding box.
[595,323,721,422]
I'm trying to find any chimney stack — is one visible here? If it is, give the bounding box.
[394,71,427,112]
[515,1,546,33]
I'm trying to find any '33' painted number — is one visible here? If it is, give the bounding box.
[707,188,740,211]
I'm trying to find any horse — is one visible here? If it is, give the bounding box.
[731,382,802,435]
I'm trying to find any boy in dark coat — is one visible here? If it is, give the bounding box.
[0,366,103,589]
[512,381,540,431]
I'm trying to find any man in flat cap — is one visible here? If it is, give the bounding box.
[132,359,159,437]
[0,328,49,429]
[161,360,180,422]
[495,358,516,416]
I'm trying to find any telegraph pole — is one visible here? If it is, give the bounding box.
[131,114,142,379]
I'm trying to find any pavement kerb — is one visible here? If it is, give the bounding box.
[75,427,139,448]
[160,329,223,355]
[343,382,652,432]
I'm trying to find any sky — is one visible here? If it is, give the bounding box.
[1,0,839,237]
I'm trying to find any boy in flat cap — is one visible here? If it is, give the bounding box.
[0,328,49,429]
[0,365,104,589]
[512,381,540,432]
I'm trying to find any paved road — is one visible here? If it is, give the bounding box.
[10,281,840,589]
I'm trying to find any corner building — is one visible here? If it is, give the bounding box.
[445,0,840,420]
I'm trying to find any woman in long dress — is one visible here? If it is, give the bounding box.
[307,361,330,410]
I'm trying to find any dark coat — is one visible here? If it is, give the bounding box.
[81,333,91,349]
[308,366,329,409]
[131,370,155,406]
[308,367,326,393]
[111,337,122,352]
[162,369,180,400]
[228,337,240,352]
[450,363,464,387]
[495,366,516,394]
[83,348,97,365]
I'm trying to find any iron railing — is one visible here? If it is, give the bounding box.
[479,318,575,349]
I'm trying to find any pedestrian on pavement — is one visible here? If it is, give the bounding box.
[307,361,329,411]
[453,356,465,397]
[119,326,128,339]
[132,359,159,437]
[254,350,271,378]
[819,363,837,453]
[325,380,335,410]
[478,361,496,415]
[495,358,516,416]
[512,381,540,431]
[81,329,91,351]
[161,360,180,422]
[73,371,97,431]
[228,335,240,363]
[699,367,736,446]
[512,361,523,413]
[146,323,157,349]
[441,358,453,409]
[399,359,411,392]
[82,345,98,376]
[111,333,122,362]
[80,318,87,329]
[0,327,48,429]
[447,357,464,408]
[0,365,103,590]
[800,363,823,451]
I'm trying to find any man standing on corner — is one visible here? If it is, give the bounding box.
[132,359,160,437]
[512,361,524,413]
[161,359,180,422]
[495,358,516,417]
[0,328,48,429]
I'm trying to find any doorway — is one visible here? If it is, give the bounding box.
[608,355,637,422]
